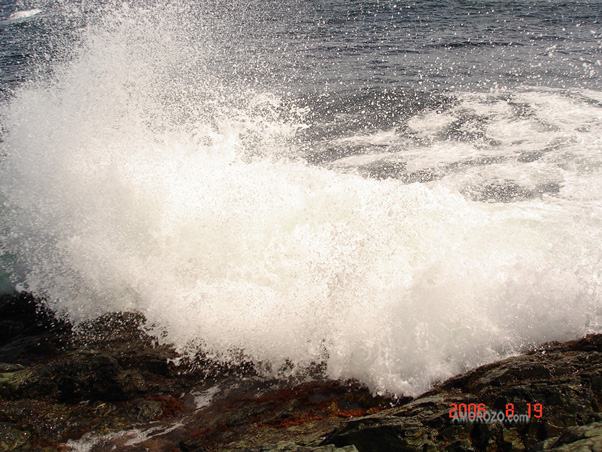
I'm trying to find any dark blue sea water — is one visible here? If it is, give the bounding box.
[3,1,601,92]
[1,0,601,396]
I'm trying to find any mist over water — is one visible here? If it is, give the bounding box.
[1,0,601,395]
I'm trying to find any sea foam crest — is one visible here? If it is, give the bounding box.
[0,3,600,396]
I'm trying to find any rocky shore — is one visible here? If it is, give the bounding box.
[0,292,600,452]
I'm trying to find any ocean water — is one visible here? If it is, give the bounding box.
[0,0,601,396]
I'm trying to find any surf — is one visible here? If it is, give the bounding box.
[4,8,42,23]
[0,1,601,396]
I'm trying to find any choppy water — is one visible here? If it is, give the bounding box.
[1,0,601,395]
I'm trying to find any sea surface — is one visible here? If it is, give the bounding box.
[0,0,601,396]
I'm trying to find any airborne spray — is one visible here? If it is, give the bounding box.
[1,0,601,396]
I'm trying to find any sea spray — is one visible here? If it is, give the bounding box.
[1,1,601,396]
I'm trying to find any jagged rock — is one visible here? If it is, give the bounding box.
[131,399,164,422]
[0,293,601,452]
[0,368,35,398]
[0,293,71,363]
[0,422,31,451]
[0,320,25,346]
[532,422,602,451]
[0,351,130,402]
[0,364,24,373]
[322,335,602,452]
[240,441,359,452]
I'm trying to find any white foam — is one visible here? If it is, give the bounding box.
[332,130,399,146]
[5,8,42,23]
[66,422,182,452]
[1,3,601,396]
[192,385,221,409]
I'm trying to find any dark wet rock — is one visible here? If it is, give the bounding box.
[0,367,35,398]
[177,379,390,452]
[0,320,25,346]
[0,292,71,363]
[0,349,160,402]
[0,364,23,373]
[239,441,359,452]
[532,422,602,451]
[0,293,601,452]
[323,334,602,452]
[0,294,201,448]
[131,399,164,422]
[0,422,31,451]
[0,293,67,336]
